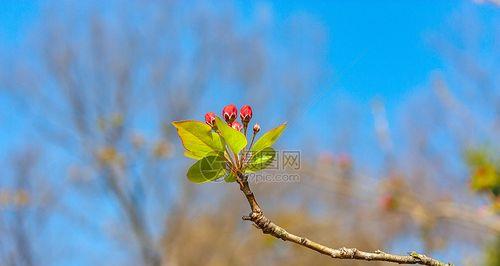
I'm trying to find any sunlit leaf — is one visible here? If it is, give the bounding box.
[184,150,204,160]
[251,123,286,153]
[214,117,247,156]
[245,147,276,173]
[470,164,499,192]
[187,154,227,183]
[172,120,224,159]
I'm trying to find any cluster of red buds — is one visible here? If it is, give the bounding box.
[205,104,260,135]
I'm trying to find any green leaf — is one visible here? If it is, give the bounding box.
[470,164,499,192]
[224,171,237,183]
[214,117,247,155]
[184,150,204,160]
[251,123,286,153]
[172,120,224,159]
[245,147,276,173]
[187,154,227,183]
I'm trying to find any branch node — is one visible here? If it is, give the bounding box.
[409,251,423,261]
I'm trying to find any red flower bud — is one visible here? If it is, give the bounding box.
[222,104,237,123]
[204,112,216,127]
[253,123,260,133]
[240,105,253,123]
[231,121,243,131]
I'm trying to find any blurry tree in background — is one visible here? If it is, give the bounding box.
[2,1,326,265]
[0,1,498,266]
[0,148,54,265]
[430,5,500,264]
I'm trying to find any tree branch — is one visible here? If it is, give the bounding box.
[236,173,453,266]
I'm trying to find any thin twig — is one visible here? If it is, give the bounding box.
[236,173,453,266]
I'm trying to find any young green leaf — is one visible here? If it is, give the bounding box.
[187,154,227,183]
[184,150,205,160]
[245,147,276,173]
[214,117,247,156]
[172,120,224,159]
[251,123,286,153]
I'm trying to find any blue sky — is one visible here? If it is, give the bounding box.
[271,0,453,102]
[0,0,486,153]
[0,0,460,101]
[0,0,38,44]
[261,1,463,166]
